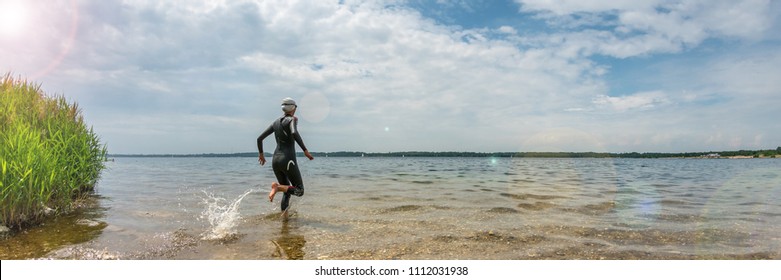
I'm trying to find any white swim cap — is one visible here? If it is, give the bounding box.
[281,97,297,113]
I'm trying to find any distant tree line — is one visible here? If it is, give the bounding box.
[111,152,259,158]
[110,147,780,158]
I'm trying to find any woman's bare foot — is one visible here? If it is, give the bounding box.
[269,182,280,202]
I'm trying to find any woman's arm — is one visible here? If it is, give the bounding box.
[257,124,273,165]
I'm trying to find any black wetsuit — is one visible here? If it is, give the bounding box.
[257,115,307,211]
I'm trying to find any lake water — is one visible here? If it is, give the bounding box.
[2,157,780,259]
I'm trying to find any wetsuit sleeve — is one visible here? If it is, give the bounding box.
[291,117,308,151]
[257,124,273,154]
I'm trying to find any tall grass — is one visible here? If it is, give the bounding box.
[1,73,107,228]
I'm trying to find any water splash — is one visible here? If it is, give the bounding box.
[200,189,253,241]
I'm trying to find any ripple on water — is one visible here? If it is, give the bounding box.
[488,207,520,213]
[578,201,617,215]
[499,193,566,200]
[647,213,708,223]
[379,205,423,213]
[517,202,556,211]
[411,180,434,184]
[658,199,691,206]
[541,225,755,248]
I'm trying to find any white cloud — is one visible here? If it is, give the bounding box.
[593,91,670,112]
[497,25,517,34]
[516,0,774,57]
[518,0,653,15]
[5,0,779,153]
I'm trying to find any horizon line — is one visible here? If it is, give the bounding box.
[107,148,780,157]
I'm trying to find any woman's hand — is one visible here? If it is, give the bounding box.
[304,150,314,160]
[258,154,266,165]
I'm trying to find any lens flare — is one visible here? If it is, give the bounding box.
[697,167,781,255]
[0,0,28,36]
[1,0,80,79]
[300,92,330,123]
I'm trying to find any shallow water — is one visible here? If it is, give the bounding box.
[1,157,780,259]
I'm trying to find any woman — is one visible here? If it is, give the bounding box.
[257,98,314,212]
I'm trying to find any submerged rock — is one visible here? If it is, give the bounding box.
[75,219,102,227]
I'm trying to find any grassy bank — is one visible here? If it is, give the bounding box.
[1,74,107,228]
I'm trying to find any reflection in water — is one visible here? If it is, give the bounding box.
[0,195,107,259]
[272,217,306,260]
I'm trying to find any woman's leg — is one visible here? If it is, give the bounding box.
[269,166,290,202]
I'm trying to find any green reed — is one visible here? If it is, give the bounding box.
[1,74,107,227]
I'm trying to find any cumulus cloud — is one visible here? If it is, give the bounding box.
[516,0,773,57]
[3,0,779,153]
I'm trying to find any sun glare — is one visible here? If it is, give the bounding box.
[0,0,29,36]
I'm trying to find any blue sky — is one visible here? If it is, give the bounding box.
[2,0,780,154]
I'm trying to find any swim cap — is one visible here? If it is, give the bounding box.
[281,97,297,113]
[281,98,296,106]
